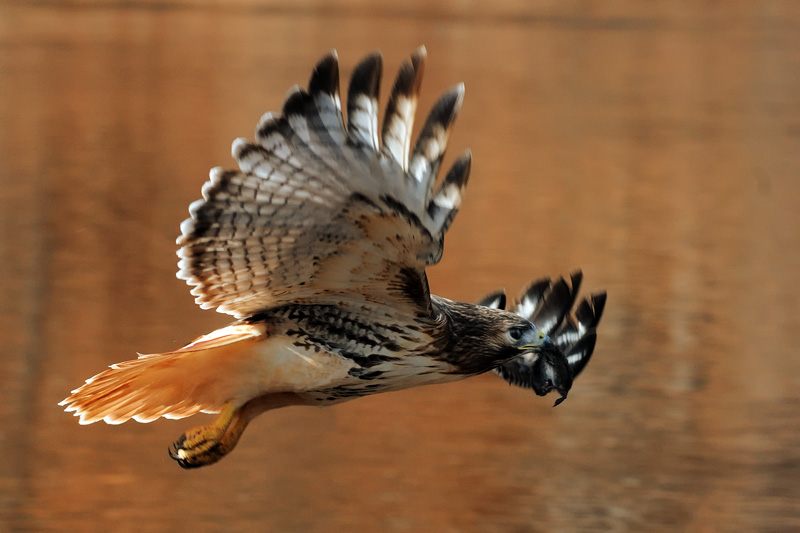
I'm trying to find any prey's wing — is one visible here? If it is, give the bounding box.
[178,48,471,319]
[479,272,607,387]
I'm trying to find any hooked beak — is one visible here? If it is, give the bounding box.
[517,327,549,350]
[499,338,573,407]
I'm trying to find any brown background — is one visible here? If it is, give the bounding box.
[1,1,799,531]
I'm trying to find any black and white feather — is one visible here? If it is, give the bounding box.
[176,47,470,320]
[480,271,607,404]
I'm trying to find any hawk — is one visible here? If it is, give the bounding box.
[61,48,607,469]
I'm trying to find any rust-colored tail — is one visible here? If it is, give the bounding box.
[60,324,266,425]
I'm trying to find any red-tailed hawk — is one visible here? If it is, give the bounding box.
[61,48,606,469]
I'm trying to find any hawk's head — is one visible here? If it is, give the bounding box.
[434,298,569,401]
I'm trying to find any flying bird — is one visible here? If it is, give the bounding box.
[61,48,607,469]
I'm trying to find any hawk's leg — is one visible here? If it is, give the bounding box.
[168,393,305,469]
[169,403,241,469]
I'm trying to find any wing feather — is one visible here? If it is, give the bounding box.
[488,272,606,386]
[347,52,382,150]
[409,84,465,202]
[177,49,468,319]
[428,150,471,238]
[381,46,425,169]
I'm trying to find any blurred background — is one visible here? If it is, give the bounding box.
[1,1,799,531]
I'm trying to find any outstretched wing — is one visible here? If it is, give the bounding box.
[177,48,471,319]
[479,272,607,389]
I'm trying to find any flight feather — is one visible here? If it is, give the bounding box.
[176,47,470,319]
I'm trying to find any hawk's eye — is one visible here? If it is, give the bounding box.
[508,326,526,342]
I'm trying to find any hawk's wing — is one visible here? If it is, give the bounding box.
[177,48,470,319]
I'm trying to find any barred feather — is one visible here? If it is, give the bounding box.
[176,48,468,319]
[427,150,471,238]
[347,52,382,150]
[382,46,425,168]
[409,84,464,202]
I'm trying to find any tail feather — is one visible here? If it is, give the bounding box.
[60,325,265,425]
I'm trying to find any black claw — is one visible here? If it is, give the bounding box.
[168,445,195,469]
[167,435,224,469]
[168,434,192,468]
[176,456,199,470]
[168,443,187,467]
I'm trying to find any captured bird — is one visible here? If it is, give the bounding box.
[61,48,607,469]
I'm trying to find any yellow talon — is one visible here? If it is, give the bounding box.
[168,393,305,469]
[168,403,242,469]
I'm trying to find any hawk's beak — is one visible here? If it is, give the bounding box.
[518,328,549,350]
[495,338,574,406]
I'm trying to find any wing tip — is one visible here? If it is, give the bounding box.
[348,51,383,96]
[411,45,427,71]
[308,50,340,97]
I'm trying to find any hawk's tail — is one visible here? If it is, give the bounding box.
[59,325,265,425]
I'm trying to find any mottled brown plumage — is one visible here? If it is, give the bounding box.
[61,48,606,469]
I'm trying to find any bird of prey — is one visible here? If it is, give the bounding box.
[61,48,607,469]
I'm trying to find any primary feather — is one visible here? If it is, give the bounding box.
[176,46,468,320]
